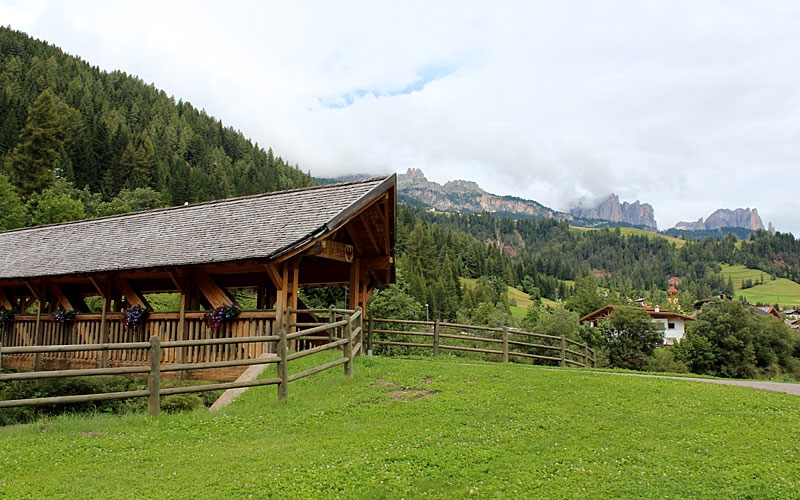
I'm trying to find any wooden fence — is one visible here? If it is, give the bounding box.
[366,318,595,368]
[0,308,363,417]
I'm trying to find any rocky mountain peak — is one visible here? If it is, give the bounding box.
[570,194,657,230]
[673,208,765,231]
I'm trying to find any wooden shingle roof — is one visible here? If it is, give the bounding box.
[0,176,395,280]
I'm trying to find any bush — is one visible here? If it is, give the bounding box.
[646,348,689,374]
[0,375,224,426]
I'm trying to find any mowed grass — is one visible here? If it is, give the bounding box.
[2,354,799,499]
[721,264,800,307]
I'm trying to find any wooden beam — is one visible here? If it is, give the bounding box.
[167,270,186,294]
[50,283,76,311]
[358,212,381,254]
[194,269,236,309]
[383,192,392,255]
[265,263,283,291]
[0,287,12,310]
[360,256,393,272]
[89,276,107,298]
[115,277,152,310]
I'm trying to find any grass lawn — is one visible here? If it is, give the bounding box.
[721,264,800,307]
[2,355,799,499]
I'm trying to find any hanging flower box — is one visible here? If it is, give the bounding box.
[204,305,241,333]
[52,308,76,323]
[120,304,149,335]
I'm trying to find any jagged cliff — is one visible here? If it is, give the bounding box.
[673,208,764,231]
[397,168,563,219]
[570,194,658,230]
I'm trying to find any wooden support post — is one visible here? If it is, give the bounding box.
[367,317,374,355]
[433,319,440,357]
[33,293,43,371]
[277,328,288,403]
[147,336,161,418]
[177,289,188,379]
[560,335,567,368]
[99,296,109,368]
[502,326,509,364]
[343,312,354,379]
[584,345,589,368]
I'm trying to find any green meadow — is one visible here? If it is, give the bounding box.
[721,264,800,307]
[2,354,799,499]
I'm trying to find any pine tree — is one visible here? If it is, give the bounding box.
[3,89,80,198]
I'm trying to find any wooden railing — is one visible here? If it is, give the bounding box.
[366,318,595,368]
[0,310,278,370]
[0,308,363,417]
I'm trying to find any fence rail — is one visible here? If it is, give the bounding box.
[366,318,595,368]
[0,308,363,417]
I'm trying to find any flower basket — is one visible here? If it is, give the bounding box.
[121,304,149,335]
[204,305,241,333]
[52,308,76,323]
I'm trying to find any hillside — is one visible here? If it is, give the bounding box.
[0,26,312,231]
[721,264,800,307]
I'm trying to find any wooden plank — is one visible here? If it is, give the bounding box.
[194,269,235,309]
[312,240,355,263]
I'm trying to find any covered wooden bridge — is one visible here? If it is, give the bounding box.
[0,176,396,379]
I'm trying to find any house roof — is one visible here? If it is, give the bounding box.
[0,176,396,281]
[579,305,695,324]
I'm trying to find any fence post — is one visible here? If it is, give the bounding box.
[502,327,509,363]
[147,336,161,418]
[328,305,335,343]
[583,345,589,368]
[560,335,566,368]
[277,328,288,403]
[367,317,374,355]
[433,319,440,356]
[355,307,363,359]
[344,312,354,379]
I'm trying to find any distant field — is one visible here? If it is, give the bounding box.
[571,225,687,248]
[721,264,800,307]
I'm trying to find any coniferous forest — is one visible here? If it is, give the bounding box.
[0,26,313,230]
[3,26,800,378]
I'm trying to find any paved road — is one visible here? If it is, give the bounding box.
[600,372,800,396]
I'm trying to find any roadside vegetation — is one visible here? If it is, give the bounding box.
[2,354,798,499]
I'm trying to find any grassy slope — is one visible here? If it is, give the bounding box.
[571,226,687,248]
[2,355,799,499]
[461,278,560,319]
[721,264,800,307]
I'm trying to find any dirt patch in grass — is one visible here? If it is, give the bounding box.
[387,389,436,401]
[371,381,397,388]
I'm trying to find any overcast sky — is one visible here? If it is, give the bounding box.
[3,0,799,233]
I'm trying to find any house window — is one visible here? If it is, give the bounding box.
[668,322,676,330]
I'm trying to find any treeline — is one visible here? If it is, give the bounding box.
[390,206,800,323]
[0,26,312,229]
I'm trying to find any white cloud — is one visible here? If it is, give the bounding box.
[3,0,800,233]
